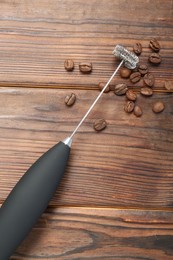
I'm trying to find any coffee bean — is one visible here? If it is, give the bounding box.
[130,72,141,83]
[124,101,135,113]
[114,83,128,95]
[64,59,74,71]
[133,42,142,55]
[140,87,153,96]
[98,82,110,93]
[143,73,155,87]
[93,118,107,131]
[65,93,76,106]
[149,39,160,52]
[126,89,137,101]
[79,62,92,73]
[120,67,132,78]
[149,53,162,64]
[138,64,148,76]
[152,101,165,113]
[134,105,143,117]
[164,80,173,91]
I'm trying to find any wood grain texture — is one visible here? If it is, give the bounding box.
[0,1,173,258]
[9,207,173,260]
[0,0,172,89]
[0,87,172,208]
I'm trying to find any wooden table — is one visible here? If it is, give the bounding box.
[0,1,173,259]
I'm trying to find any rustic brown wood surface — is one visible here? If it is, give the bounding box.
[9,207,173,260]
[0,88,173,209]
[0,0,172,259]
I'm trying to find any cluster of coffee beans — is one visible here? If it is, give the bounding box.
[64,39,167,132]
[98,39,165,120]
[124,39,164,114]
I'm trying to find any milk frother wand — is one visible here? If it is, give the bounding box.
[0,45,138,259]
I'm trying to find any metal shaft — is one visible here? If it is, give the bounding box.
[69,60,124,139]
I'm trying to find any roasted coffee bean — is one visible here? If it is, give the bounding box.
[114,83,128,95]
[93,118,107,131]
[120,67,132,78]
[64,59,74,71]
[143,73,155,87]
[134,105,143,117]
[130,72,141,83]
[126,89,137,101]
[124,101,135,113]
[138,64,148,75]
[79,62,92,73]
[164,80,173,91]
[149,53,162,64]
[98,82,110,93]
[140,87,153,96]
[149,39,160,52]
[152,101,165,113]
[133,42,142,55]
[65,93,76,106]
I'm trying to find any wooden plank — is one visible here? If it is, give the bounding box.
[0,87,172,208]
[0,1,172,259]
[9,206,173,260]
[0,0,172,89]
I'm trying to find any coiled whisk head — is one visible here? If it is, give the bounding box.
[113,45,139,69]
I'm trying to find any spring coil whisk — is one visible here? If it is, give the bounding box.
[113,45,139,69]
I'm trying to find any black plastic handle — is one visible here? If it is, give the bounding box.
[0,141,70,259]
